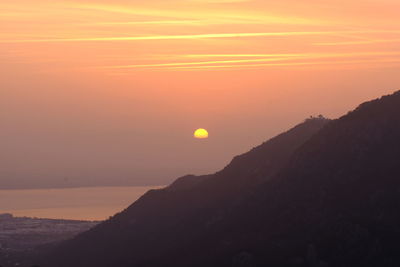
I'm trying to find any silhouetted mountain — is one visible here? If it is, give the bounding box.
[43,117,328,267]
[44,91,400,267]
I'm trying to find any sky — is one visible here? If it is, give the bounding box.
[1,0,400,189]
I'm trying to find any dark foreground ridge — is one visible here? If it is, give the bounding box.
[38,91,400,266]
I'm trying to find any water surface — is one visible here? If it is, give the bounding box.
[0,186,161,221]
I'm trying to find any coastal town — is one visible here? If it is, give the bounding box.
[0,213,98,252]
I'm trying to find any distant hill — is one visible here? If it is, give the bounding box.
[44,91,400,267]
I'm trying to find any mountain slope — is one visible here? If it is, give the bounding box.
[157,91,400,267]
[45,117,329,267]
[45,91,400,267]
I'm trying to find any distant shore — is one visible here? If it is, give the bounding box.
[0,185,163,221]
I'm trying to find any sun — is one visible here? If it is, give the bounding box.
[194,128,209,139]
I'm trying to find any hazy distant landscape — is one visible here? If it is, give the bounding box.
[0,214,98,251]
[0,214,97,267]
[0,186,159,220]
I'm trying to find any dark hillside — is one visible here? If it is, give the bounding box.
[45,91,400,267]
[45,116,328,267]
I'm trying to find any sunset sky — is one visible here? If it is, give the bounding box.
[1,0,400,188]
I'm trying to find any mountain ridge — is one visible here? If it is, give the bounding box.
[45,115,329,267]
[43,90,400,267]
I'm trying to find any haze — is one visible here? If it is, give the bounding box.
[1,0,400,189]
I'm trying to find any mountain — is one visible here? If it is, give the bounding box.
[44,91,400,267]
[43,117,328,267]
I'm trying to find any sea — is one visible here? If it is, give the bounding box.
[0,186,161,221]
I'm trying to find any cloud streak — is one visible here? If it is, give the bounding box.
[100,51,400,70]
[314,38,400,46]
[70,2,317,26]
[0,31,388,43]
[154,58,400,71]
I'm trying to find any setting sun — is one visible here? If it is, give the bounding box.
[194,128,209,139]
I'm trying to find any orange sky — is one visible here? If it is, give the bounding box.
[1,0,400,188]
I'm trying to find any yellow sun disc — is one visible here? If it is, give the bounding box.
[194,128,209,139]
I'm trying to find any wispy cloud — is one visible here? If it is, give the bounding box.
[81,20,204,26]
[157,58,400,71]
[0,31,376,43]
[183,54,303,58]
[67,2,318,26]
[100,51,400,71]
[314,38,400,46]
[2,0,400,75]
[103,57,301,69]
[187,0,252,3]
